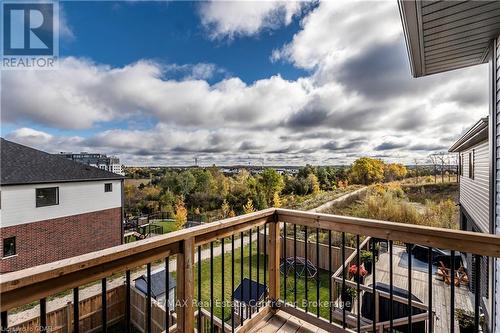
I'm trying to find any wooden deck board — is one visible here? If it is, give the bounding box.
[248,311,325,333]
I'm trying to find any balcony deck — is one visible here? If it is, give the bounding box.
[248,310,326,333]
[364,245,474,333]
[1,208,499,333]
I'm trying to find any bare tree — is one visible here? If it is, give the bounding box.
[429,154,438,183]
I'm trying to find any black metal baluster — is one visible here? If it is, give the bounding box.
[294,224,297,308]
[316,228,320,318]
[389,240,394,332]
[428,248,433,333]
[264,224,267,289]
[102,278,107,333]
[40,298,46,332]
[407,244,412,333]
[197,248,202,333]
[166,257,170,331]
[210,242,214,332]
[356,235,360,333]
[284,222,287,303]
[147,263,152,333]
[305,226,308,313]
[249,230,252,318]
[474,255,481,333]
[222,237,225,323]
[1,311,7,332]
[126,270,131,333]
[257,226,261,310]
[232,235,235,332]
[372,239,376,333]
[451,250,455,333]
[240,232,244,326]
[342,232,346,329]
[73,287,79,333]
[328,230,332,323]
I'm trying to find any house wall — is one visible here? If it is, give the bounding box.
[458,140,490,233]
[494,35,500,332]
[0,207,121,273]
[0,180,122,227]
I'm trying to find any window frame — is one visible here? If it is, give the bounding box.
[104,183,113,192]
[35,187,59,208]
[468,150,475,179]
[3,237,16,258]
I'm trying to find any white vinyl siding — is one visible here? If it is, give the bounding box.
[460,141,490,233]
[495,35,500,331]
[0,180,122,227]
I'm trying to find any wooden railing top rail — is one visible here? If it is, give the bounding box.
[276,208,500,258]
[3,207,500,312]
[0,208,276,310]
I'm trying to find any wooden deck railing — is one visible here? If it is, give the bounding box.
[1,208,500,333]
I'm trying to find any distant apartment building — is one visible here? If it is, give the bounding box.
[57,152,125,176]
[0,139,125,273]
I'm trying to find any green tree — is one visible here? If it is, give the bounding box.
[259,169,285,206]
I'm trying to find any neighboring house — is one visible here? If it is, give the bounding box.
[0,138,125,273]
[449,117,491,321]
[56,152,125,176]
[399,1,500,330]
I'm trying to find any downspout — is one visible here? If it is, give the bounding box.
[488,38,498,333]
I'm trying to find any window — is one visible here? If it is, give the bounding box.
[36,187,59,207]
[104,183,113,192]
[3,237,16,257]
[468,150,474,179]
[459,154,463,176]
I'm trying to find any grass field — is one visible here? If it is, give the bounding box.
[194,239,334,322]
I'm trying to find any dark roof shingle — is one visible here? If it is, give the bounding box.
[1,138,124,185]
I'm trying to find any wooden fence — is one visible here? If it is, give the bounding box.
[258,233,356,271]
[9,285,125,333]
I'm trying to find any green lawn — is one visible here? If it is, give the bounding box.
[194,238,334,323]
[152,220,178,234]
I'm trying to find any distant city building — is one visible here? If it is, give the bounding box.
[57,152,125,175]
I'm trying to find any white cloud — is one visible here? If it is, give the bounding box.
[2,1,490,165]
[199,1,308,40]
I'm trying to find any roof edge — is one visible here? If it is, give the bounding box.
[398,0,424,78]
[448,117,489,153]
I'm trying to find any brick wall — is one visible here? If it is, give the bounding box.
[0,207,122,273]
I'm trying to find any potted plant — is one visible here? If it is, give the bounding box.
[360,250,374,274]
[349,263,367,284]
[456,309,483,333]
[343,287,357,312]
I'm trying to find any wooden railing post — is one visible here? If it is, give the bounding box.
[268,213,280,307]
[176,237,195,333]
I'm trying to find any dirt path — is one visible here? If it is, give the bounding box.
[9,186,366,326]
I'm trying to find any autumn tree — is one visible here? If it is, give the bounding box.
[243,198,255,214]
[384,163,408,182]
[221,199,231,218]
[273,192,282,208]
[349,157,385,185]
[174,198,188,230]
[307,173,321,194]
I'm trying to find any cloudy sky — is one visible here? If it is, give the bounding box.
[1,0,489,166]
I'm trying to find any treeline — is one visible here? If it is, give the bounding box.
[124,158,408,221]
